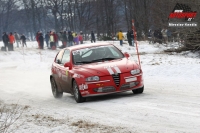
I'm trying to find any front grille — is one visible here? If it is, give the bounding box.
[112,74,120,86]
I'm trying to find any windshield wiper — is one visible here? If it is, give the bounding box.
[76,57,117,64]
[91,57,117,62]
[75,60,92,64]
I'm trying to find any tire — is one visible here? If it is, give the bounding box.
[132,86,144,94]
[73,80,86,103]
[50,77,63,98]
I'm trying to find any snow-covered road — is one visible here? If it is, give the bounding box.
[0,41,200,133]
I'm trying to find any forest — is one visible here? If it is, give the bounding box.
[0,0,199,42]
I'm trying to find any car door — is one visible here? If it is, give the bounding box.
[59,49,71,93]
[54,50,65,92]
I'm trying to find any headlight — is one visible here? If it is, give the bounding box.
[85,76,99,81]
[130,69,140,75]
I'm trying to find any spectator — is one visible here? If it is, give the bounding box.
[161,28,168,44]
[60,31,67,48]
[36,31,40,49]
[126,30,132,46]
[38,33,44,49]
[154,29,163,44]
[58,31,63,43]
[2,32,9,51]
[68,31,74,47]
[148,29,154,44]
[167,29,172,42]
[8,32,15,51]
[50,32,56,49]
[45,32,50,48]
[117,30,124,46]
[54,32,58,47]
[74,33,79,45]
[91,31,95,43]
[72,31,76,37]
[20,34,27,47]
[79,31,83,44]
[130,29,134,46]
[14,32,21,47]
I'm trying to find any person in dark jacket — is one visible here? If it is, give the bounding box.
[91,31,95,43]
[154,29,163,44]
[45,32,50,48]
[20,34,27,47]
[126,30,132,46]
[60,31,67,48]
[2,32,9,51]
[38,33,44,49]
[68,31,74,47]
[130,29,134,46]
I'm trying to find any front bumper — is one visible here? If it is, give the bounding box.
[79,73,143,97]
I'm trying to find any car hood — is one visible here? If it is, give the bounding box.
[73,58,139,77]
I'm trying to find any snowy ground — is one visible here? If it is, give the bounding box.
[0,41,200,133]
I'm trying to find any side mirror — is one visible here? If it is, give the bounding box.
[64,62,72,69]
[56,59,61,64]
[124,52,130,58]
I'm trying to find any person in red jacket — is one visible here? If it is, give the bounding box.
[8,32,15,51]
[79,31,83,44]
[53,32,58,48]
[36,31,40,49]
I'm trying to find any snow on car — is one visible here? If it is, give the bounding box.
[50,42,144,103]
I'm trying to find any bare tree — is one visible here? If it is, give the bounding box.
[0,0,19,32]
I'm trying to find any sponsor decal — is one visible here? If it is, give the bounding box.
[72,46,108,55]
[72,50,81,55]
[168,3,198,27]
[79,84,88,90]
[73,73,84,78]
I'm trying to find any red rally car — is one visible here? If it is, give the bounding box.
[50,43,144,103]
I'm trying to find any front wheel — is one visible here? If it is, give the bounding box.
[50,77,63,98]
[73,80,86,103]
[132,86,144,94]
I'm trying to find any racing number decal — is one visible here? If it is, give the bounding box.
[104,65,121,75]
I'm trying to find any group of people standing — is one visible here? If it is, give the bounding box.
[36,30,84,50]
[2,32,27,51]
[148,28,171,44]
[117,30,134,47]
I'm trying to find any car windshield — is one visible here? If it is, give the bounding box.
[72,45,124,65]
